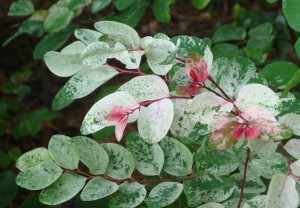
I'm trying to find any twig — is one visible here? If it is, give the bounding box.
[238,148,251,208]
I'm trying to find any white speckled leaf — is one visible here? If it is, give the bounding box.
[94,21,140,48]
[249,153,287,179]
[248,140,278,158]
[187,91,233,125]
[248,195,267,208]
[145,39,176,64]
[283,139,300,159]
[16,147,53,171]
[126,132,164,176]
[184,175,236,207]
[73,136,109,175]
[147,182,183,208]
[266,173,299,208]
[118,75,169,102]
[109,182,146,208]
[80,176,119,201]
[195,147,240,176]
[159,137,193,176]
[147,61,173,75]
[81,91,137,135]
[230,173,266,194]
[170,35,213,72]
[235,84,282,115]
[48,135,79,170]
[170,99,196,137]
[61,41,86,55]
[291,159,300,177]
[74,29,103,45]
[39,173,86,205]
[102,143,135,180]
[279,113,300,136]
[208,57,256,96]
[138,99,174,144]
[16,161,63,191]
[197,203,225,208]
[58,65,118,99]
[44,52,86,77]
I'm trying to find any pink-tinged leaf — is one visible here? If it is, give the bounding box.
[185,52,208,83]
[233,124,244,140]
[245,126,259,140]
[209,121,240,150]
[115,117,128,142]
[105,106,125,122]
[175,85,198,96]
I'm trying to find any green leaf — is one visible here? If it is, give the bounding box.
[126,132,164,176]
[67,0,92,11]
[184,175,236,207]
[138,99,174,144]
[192,0,212,9]
[295,37,300,59]
[44,6,74,32]
[0,172,18,208]
[152,0,172,23]
[197,203,225,208]
[248,140,278,158]
[209,57,256,96]
[280,98,300,115]
[109,182,146,208]
[195,147,240,176]
[74,28,103,45]
[16,161,63,190]
[59,66,118,100]
[33,25,75,60]
[75,196,109,208]
[147,182,183,208]
[39,172,86,205]
[266,173,299,208]
[91,0,111,13]
[16,147,53,171]
[105,0,149,28]
[211,43,239,60]
[283,139,300,159]
[48,135,79,170]
[212,25,246,43]
[80,176,119,201]
[170,35,213,71]
[230,173,266,194]
[94,21,140,48]
[8,0,34,16]
[115,0,137,10]
[52,90,74,110]
[249,153,288,179]
[266,0,277,2]
[92,126,115,140]
[279,113,300,136]
[261,61,298,89]
[282,70,300,98]
[102,143,135,179]
[159,137,193,176]
[283,0,300,32]
[20,194,60,208]
[235,84,282,115]
[118,75,169,102]
[81,91,137,135]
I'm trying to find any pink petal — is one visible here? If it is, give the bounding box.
[115,117,128,142]
[105,106,124,121]
[233,124,244,140]
[245,126,260,140]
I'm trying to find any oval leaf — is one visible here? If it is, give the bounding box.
[80,176,119,201]
[147,182,183,208]
[39,172,86,205]
[48,135,79,170]
[74,29,103,45]
[279,113,300,136]
[109,182,146,208]
[73,136,109,175]
[159,137,193,176]
[16,161,63,190]
[126,132,164,176]
[138,98,174,144]
[118,75,169,102]
[102,143,135,179]
[44,7,73,32]
[16,147,53,171]
[283,139,300,159]
[283,0,300,32]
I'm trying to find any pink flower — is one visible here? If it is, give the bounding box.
[185,52,208,83]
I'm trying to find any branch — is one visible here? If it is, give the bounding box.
[238,148,251,208]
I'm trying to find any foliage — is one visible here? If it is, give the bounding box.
[5,0,300,207]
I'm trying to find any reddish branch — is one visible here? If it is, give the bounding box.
[279,144,300,180]
[237,148,251,208]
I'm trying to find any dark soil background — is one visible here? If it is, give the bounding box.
[0,0,282,207]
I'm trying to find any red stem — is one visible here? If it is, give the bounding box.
[237,148,251,208]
